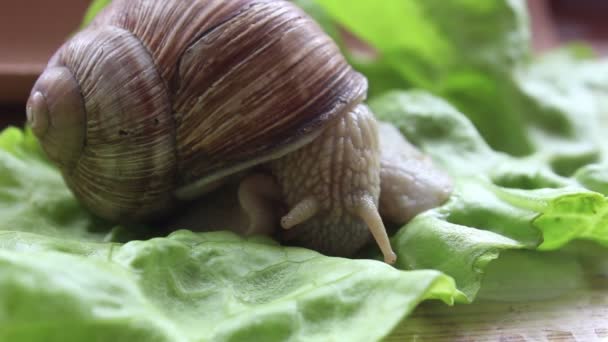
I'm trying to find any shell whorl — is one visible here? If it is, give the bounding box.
[32,0,367,222]
[49,26,176,221]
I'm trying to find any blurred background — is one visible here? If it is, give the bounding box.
[1,0,608,126]
[529,0,608,54]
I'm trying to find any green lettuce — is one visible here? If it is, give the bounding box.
[2,0,607,340]
[0,128,460,341]
[81,0,112,26]
[0,230,457,341]
[371,89,608,301]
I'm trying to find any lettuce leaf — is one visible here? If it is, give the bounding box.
[316,0,601,160]
[371,90,608,301]
[0,129,460,341]
[317,0,608,304]
[0,230,459,342]
[0,128,108,241]
[81,0,112,27]
[2,0,607,340]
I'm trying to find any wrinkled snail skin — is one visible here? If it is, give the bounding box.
[377,123,453,224]
[268,104,389,260]
[26,0,453,263]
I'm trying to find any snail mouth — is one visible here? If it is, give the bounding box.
[27,66,87,171]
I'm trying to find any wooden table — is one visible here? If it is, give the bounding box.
[388,277,608,341]
[0,0,89,104]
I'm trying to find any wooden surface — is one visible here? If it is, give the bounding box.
[387,269,608,341]
[0,0,89,103]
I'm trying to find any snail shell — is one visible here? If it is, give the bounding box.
[27,0,366,221]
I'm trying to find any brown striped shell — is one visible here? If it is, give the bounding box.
[26,0,367,222]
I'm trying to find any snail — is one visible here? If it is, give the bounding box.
[26,0,452,264]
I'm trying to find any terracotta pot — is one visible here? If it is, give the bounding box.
[0,0,90,104]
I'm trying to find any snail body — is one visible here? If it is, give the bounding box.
[27,0,452,263]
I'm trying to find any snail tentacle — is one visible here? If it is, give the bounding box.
[377,122,453,224]
[357,196,397,264]
[281,197,320,230]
